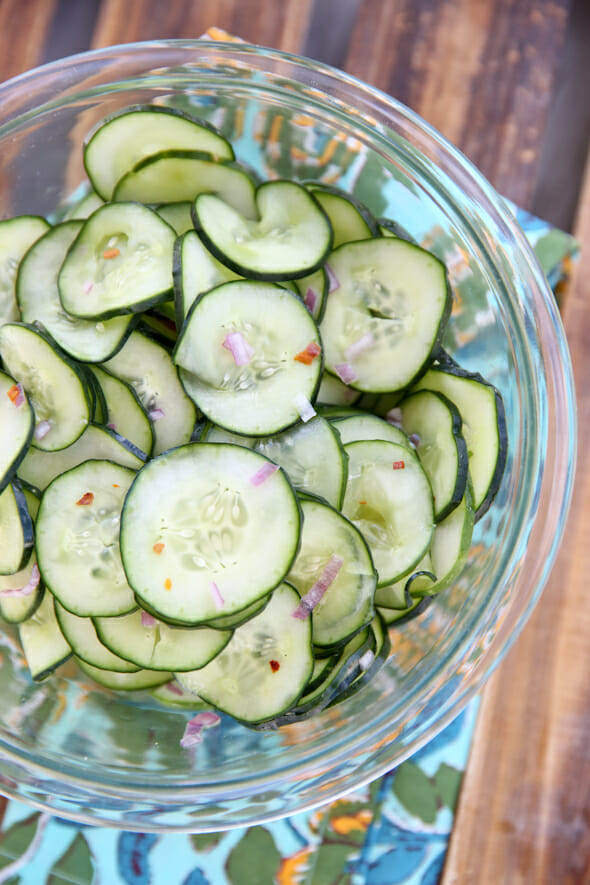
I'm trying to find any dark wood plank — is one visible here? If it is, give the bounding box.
[345,0,571,209]
[41,0,102,64]
[92,0,314,54]
[0,0,57,82]
[302,0,363,68]
[443,145,590,882]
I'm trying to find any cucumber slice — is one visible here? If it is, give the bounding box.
[58,203,176,320]
[174,281,322,437]
[374,552,435,610]
[342,440,434,586]
[330,412,409,447]
[150,680,210,709]
[173,230,241,328]
[320,239,451,392]
[306,185,377,247]
[0,481,34,575]
[411,365,507,519]
[84,104,234,200]
[176,583,313,724]
[101,330,196,456]
[0,370,35,494]
[17,221,133,363]
[316,372,361,406]
[193,180,332,281]
[55,602,140,673]
[287,498,376,649]
[94,610,231,672]
[36,460,137,617]
[90,366,154,457]
[62,189,105,221]
[156,202,194,235]
[0,554,44,624]
[329,613,392,704]
[200,424,257,449]
[0,323,91,452]
[18,424,144,490]
[255,415,348,509]
[0,215,50,326]
[294,266,327,323]
[120,443,301,625]
[202,594,270,629]
[76,659,171,691]
[114,151,257,218]
[400,389,468,521]
[19,590,72,681]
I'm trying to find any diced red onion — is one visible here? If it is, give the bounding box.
[293,393,316,423]
[304,288,317,312]
[409,432,421,448]
[385,407,403,428]
[325,263,340,293]
[166,681,184,696]
[141,611,157,627]
[10,384,24,408]
[250,462,279,486]
[292,554,344,619]
[0,564,40,598]
[335,362,357,385]
[149,408,166,421]
[83,280,94,294]
[107,422,116,431]
[345,332,374,361]
[223,331,254,366]
[180,711,221,748]
[34,420,51,441]
[210,581,224,610]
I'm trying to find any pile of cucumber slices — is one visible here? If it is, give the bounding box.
[0,105,507,728]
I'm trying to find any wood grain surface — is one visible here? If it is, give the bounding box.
[0,1,587,880]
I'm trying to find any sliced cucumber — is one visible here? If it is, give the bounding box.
[330,412,409,447]
[0,215,50,326]
[55,602,140,673]
[58,203,176,320]
[200,424,257,449]
[294,266,327,323]
[320,239,451,392]
[411,365,507,519]
[156,202,194,235]
[84,104,234,200]
[193,180,332,281]
[374,552,435,610]
[36,460,137,617]
[0,323,91,452]
[101,330,196,456]
[400,389,468,521]
[76,659,171,691]
[114,151,257,218]
[176,583,313,724]
[412,485,475,598]
[342,440,434,586]
[120,443,301,625]
[18,424,144,490]
[0,481,34,575]
[62,189,105,221]
[202,594,270,630]
[94,610,231,672]
[0,370,35,494]
[0,554,44,624]
[254,416,347,509]
[174,281,322,437]
[306,184,377,247]
[90,366,154,457]
[173,230,241,328]
[287,498,376,649]
[19,590,71,681]
[17,221,133,363]
[316,372,361,406]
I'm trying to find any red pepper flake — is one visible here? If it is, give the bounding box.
[112,483,120,488]
[359,500,367,505]
[153,542,165,554]
[392,460,405,470]
[76,492,94,506]
[102,247,120,259]
[6,384,24,406]
[269,660,280,672]
[294,342,321,365]
[164,577,172,591]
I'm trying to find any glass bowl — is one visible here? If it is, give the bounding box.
[0,40,576,831]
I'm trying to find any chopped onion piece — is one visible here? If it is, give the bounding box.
[359,650,375,671]
[250,462,279,486]
[345,332,375,361]
[180,711,221,748]
[292,554,344,619]
[385,407,403,428]
[107,423,116,431]
[141,611,157,627]
[210,581,224,610]
[166,682,184,696]
[6,383,24,407]
[34,420,51,441]
[409,432,421,448]
[304,287,317,312]
[149,408,165,421]
[293,393,316,423]
[83,280,94,294]
[223,331,254,366]
[325,263,339,293]
[334,362,357,385]
[0,564,40,598]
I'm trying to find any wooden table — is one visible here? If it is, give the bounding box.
[1,1,588,881]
